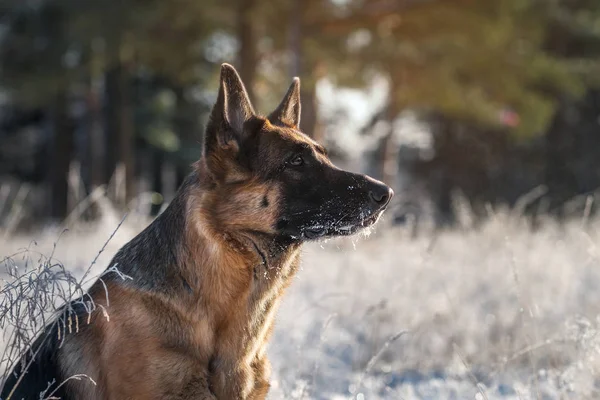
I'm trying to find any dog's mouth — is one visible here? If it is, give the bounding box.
[301,210,384,240]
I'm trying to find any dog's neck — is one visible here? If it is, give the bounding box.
[175,169,301,301]
[236,231,298,268]
[193,161,300,261]
[109,169,300,300]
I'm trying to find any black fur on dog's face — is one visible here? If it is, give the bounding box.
[255,127,393,240]
[203,64,393,241]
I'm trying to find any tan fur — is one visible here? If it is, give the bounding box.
[3,64,392,400]
[60,158,299,399]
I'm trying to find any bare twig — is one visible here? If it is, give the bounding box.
[351,331,407,398]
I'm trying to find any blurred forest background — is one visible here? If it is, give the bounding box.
[1,0,600,231]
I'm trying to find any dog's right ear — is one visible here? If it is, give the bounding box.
[206,63,256,152]
[269,77,301,128]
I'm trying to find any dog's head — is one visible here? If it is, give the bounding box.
[200,64,393,241]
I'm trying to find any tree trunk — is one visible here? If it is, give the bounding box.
[237,0,258,104]
[87,40,106,190]
[287,0,323,141]
[175,165,188,190]
[104,61,135,207]
[379,130,398,187]
[104,67,118,196]
[119,64,135,206]
[87,80,105,189]
[173,86,193,190]
[49,92,74,221]
[544,96,580,218]
[300,83,322,141]
[433,118,457,226]
[150,148,164,216]
[378,80,400,188]
[289,0,302,78]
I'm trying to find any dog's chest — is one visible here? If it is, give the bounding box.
[244,252,299,346]
[209,251,300,398]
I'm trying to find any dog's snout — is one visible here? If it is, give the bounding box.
[369,184,394,207]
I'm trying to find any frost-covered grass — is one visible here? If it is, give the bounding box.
[2,210,600,399]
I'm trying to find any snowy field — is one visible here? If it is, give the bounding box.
[2,209,600,399]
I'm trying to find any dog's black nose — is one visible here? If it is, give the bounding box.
[369,184,394,206]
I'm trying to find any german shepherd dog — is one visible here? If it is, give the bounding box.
[1,64,393,399]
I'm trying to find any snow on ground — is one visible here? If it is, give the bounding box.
[2,211,600,399]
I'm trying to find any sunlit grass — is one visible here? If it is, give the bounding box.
[1,206,599,399]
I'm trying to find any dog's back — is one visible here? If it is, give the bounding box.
[1,173,193,399]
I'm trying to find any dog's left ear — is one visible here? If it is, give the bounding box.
[269,77,301,128]
[208,63,256,149]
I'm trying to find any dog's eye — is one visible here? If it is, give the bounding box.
[288,155,304,167]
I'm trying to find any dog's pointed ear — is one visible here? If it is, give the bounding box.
[269,77,301,128]
[210,63,256,146]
